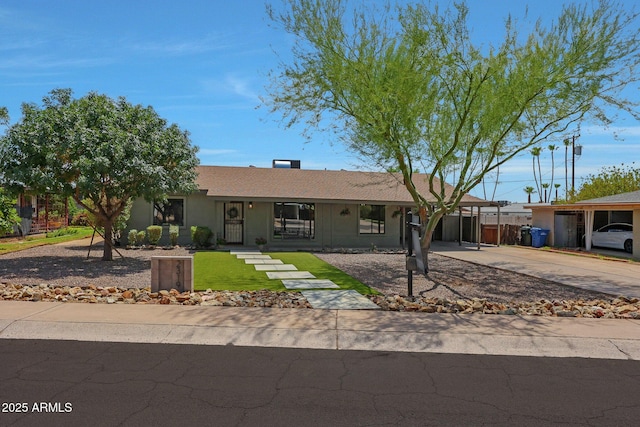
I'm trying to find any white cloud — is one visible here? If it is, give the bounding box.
[0,53,113,70]
[198,148,237,156]
[131,33,234,56]
[225,76,258,100]
[201,74,259,101]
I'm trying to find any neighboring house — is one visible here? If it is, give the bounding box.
[478,202,532,226]
[127,165,497,249]
[474,202,533,245]
[527,190,640,258]
[12,193,68,236]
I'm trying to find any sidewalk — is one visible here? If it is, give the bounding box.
[431,241,640,298]
[1,300,639,360]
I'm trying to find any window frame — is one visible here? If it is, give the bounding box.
[359,204,386,234]
[152,197,186,227]
[273,202,315,240]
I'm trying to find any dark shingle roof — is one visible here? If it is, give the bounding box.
[576,190,640,204]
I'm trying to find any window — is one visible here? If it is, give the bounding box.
[360,204,385,234]
[273,202,315,239]
[153,198,184,226]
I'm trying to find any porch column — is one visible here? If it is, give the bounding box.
[584,209,595,250]
[458,207,463,246]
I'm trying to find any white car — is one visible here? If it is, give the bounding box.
[590,223,633,253]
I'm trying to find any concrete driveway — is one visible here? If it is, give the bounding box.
[430,241,640,299]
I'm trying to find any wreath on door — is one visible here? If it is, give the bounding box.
[227,207,239,219]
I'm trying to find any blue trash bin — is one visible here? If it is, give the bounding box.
[530,228,550,248]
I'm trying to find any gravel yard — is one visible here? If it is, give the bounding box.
[0,239,613,303]
[315,252,614,303]
[2,239,639,317]
[0,241,191,289]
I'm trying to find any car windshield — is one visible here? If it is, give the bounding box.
[598,224,632,232]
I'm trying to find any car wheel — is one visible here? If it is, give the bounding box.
[624,239,633,253]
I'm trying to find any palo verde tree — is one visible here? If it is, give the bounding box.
[265,0,640,271]
[0,89,200,260]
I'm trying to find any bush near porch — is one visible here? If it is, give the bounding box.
[193,251,376,294]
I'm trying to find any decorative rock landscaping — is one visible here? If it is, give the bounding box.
[368,294,640,318]
[2,282,639,318]
[0,283,311,308]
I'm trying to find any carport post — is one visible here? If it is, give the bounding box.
[584,209,594,250]
[497,204,501,247]
[477,206,481,250]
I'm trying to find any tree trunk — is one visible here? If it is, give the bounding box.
[102,218,113,261]
[417,206,439,275]
[419,227,433,274]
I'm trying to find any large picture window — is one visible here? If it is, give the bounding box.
[153,198,184,226]
[273,202,315,239]
[360,204,385,234]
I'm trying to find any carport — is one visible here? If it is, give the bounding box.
[527,190,640,259]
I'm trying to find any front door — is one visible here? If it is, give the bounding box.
[224,202,244,244]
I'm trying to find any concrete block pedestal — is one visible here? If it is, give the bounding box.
[151,256,194,293]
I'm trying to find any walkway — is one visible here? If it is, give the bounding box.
[430,241,640,298]
[231,250,380,310]
[1,301,639,359]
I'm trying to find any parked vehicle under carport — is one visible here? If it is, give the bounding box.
[587,223,633,253]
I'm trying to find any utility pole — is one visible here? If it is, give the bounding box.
[571,134,582,197]
[571,135,576,194]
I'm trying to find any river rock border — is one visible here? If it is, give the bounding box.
[1,282,639,318]
[368,294,640,318]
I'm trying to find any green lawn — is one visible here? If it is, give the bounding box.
[194,251,377,294]
[0,227,95,255]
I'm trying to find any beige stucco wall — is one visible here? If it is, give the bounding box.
[531,209,555,246]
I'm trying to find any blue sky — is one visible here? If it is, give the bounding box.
[1,0,639,203]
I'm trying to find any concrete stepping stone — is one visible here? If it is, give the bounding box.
[282,279,340,290]
[230,250,262,255]
[266,271,315,279]
[301,290,380,310]
[236,254,272,259]
[244,259,284,265]
[254,264,297,271]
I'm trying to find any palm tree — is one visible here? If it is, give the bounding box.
[531,147,543,202]
[554,183,561,202]
[524,186,536,203]
[542,183,550,203]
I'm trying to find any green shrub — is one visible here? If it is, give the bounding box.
[71,211,90,226]
[128,229,138,246]
[190,226,213,248]
[146,225,162,245]
[136,230,146,246]
[169,225,179,246]
[46,227,78,238]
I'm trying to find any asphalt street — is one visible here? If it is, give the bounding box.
[1,339,639,427]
